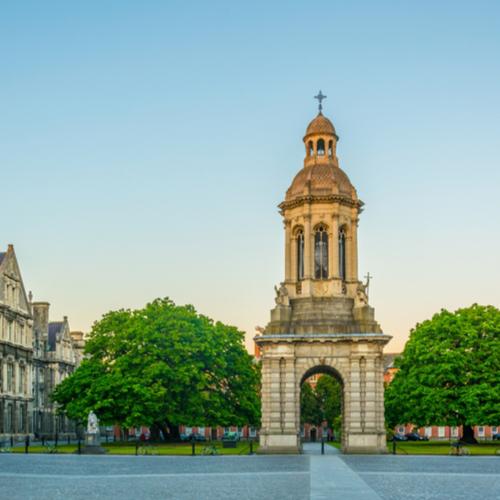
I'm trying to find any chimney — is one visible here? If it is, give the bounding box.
[32,302,50,339]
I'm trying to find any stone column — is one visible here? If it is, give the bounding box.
[284,220,292,282]
[350,219,359,281]
[303,214,312,279]
[329,215,339,278]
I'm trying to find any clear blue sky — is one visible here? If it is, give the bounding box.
[1,1,499,351]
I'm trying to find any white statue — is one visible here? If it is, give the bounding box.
[274,283,290,306]
[87,411,99,434]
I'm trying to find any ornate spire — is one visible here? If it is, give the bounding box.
[314,90,327,113]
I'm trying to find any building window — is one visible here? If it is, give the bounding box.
[492,426,498,434]
[317,139,325,156]
[314,225,328,279]
[308,141,314,157]
[451,427,459,437]
[478,426,484,437]
[438,426,445,438]
[297,229,304,280]
[338,228,347,281]
[424,426,432,437]
[7,363,14,392]
[19,366,25,394]
[19,404,25,433]
[328,140,333,158]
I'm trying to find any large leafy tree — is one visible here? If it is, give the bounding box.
[53,298,261,438]
[385,304,500,442]
[300,375,342,429]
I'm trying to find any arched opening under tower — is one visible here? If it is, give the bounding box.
[299,365,344,450]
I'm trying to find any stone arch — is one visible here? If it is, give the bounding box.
[296,361,347,447]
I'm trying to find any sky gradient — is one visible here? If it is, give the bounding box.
[1,1,499,352]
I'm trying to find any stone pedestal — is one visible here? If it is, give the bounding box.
[81,432,107,454]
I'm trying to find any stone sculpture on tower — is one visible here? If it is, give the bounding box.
[256,94,391,454]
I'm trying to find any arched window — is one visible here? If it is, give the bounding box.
[328,140,333,158]
[308,141,314,157]
[317,139,325,156]
[297,229,304,280]
[314,225,328,279]
[338,227,346,281]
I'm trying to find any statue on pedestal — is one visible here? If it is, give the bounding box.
[82,410,106,453]
[274,283,290,307]
[87,411,99,435]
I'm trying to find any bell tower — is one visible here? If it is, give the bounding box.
[256,94,391,454]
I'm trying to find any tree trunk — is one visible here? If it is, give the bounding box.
[461,424,478,444]
[150,422,170,442]
[165,421,180,441]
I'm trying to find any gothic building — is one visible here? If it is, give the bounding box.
[0,245,33,439]
[0,244,84,440]
[256,96,391,453]
[32,303,81,437]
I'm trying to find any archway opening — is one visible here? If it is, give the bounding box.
[299,366,343,449]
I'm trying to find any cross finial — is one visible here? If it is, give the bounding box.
[314,90,327,113]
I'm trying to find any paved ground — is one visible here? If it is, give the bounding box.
[0,445,498,499]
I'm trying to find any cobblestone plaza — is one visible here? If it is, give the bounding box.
[0,446,498,500]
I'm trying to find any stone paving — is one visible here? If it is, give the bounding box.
[0,446,498,499]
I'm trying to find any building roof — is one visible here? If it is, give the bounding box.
[304,113,338,139]
[48,322,64,351]
[285,163,357,203]
[383,353,401,370]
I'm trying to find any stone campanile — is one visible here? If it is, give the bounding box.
[256,94,391,454]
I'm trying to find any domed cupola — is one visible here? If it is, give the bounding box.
[303,91,340,167]
[281,91,360,209]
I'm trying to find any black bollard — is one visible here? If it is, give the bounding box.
[55,433,58,447]
[191,441,195,456]
[392,438,396,455]
[10,435,14,447]
[67,435,70,445]
[78,439,81,455]
[249,440,253,455]
[135,441,139,456]
[42,435,45,446]
[25,435,29,454]
[321,438,325,455]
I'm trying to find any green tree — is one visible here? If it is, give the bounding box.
[315,375,342,429]
[53,298,261,439]
[300,375,342,430]
[300,382,321,426]
[385,304,500,443]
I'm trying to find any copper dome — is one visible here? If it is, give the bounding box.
[304,113,338,139]
[284,163,357,203]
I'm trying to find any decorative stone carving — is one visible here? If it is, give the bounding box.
[274,283,290,306]
[87,411,99,435]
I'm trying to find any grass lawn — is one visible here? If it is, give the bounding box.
[328,441,341,450]
[7,441,258,456]
[389,441,500,456]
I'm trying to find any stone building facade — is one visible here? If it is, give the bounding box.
[0,244,84,440]
[32,303,81,437]
[256,100,391,454]
[0,245,33,439]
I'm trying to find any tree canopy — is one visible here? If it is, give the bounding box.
[53,298,261,437]
[385,304,500,440]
